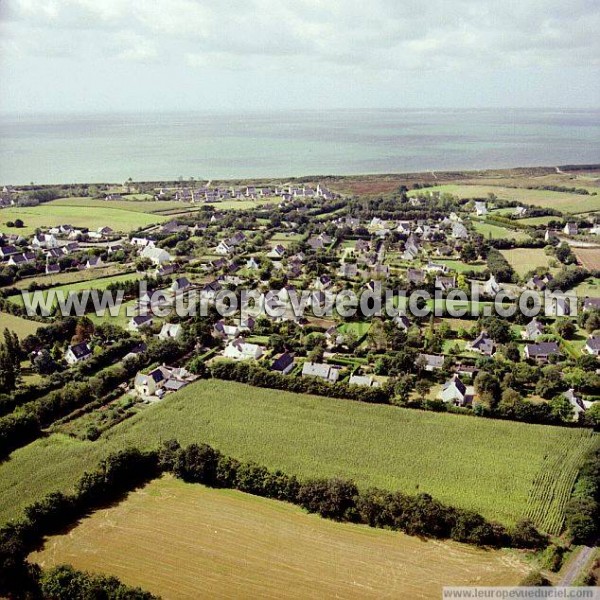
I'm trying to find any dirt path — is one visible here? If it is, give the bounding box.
[559,545,595,586]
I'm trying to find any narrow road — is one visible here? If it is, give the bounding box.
[559,545,595,586]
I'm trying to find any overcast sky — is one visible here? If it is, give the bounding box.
[1,0,599,114]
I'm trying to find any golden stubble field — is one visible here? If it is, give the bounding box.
[31,476,530,600]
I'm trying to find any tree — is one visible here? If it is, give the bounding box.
[549,395,574,423]
[14,219,24,228]
[415,379,432,402]
[555,318,576,340]
[460,242,478,264]
[482,317,511,343]
[72,317,95,344]
[474,371,501,407]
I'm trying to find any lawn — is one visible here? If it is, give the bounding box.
[435,259,488,273]
[472,220,530,242]
[0,380,596,534]
[49,197,184,214]
[9,265,133,290]
[410,185,600,214]
[30,475,530,600]
[572,277,600,298]
[0,312,43,337]
[0,204,167,234]
[10,272,145,310]
[500,248,558,277]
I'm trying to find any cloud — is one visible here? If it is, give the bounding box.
[2,0,598,72]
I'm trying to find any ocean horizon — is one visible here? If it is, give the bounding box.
[1,108,599,185]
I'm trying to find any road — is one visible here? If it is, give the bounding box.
[559,545,596,586]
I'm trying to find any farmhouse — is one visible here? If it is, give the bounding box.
[85,256,103,269]
[64,342,92,365]
[563,222,578,236]
[301,362,339,383]
[418,353,444,371]
[474,201,487,216]
[134,365,194,398]
[129,315,154,331]
[563,388,587,421]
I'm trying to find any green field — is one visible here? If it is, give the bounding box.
[500,248,558,277]
[472,220,530,242]
[0,203,167,234]
[411,185,600,214]
[9,265,133,290]
[9,272,144,309]
[1,380,596,533]
[0,312,43,337]
[30,476,529,600]
[49,197,184,214]
[572,277,600,297]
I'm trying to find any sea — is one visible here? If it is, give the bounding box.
[0,108,599,185]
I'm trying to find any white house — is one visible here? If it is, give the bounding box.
[158,323,183,341]
[439,375,474,406]
[65,342,92,365]
[584,335,600,356]
[223,338,264,361]
[129,315,154,331]
[31,233,58,249]
[474,201,488,216]
[348,374,380,387]
[483,275,501,296]
[141,246,172,266]
[301,362,339,383]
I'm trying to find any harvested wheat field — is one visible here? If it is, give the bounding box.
[31,476,530,600]
[574,248,600,271]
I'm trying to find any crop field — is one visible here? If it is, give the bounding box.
[500,248,558,277]
[0,204,167,234]
[573,248,600,271]
[0,311,42,337]
[1,380,597,531]
[30,476,530,600]
[410,185,600,213]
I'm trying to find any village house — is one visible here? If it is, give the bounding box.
[418,353,444,372]
[563,388,588,421]
[141,246,172,266]
[158,323,183,341]
[8,251,35,267]
[65,342,92,365]
[131,237,155,248]
[171,277,192,294]
[270,351,296,375]
[267,244,286,259]
[440,375,474,406]
[134,365,194,398]
[523,318,545,340]
[45,263,60,275]
[338,263,358,278]
[469,331,495,356]
[524,341,561,363]
[348,374,381,387]
[563,222,578,236]
[223,338,264,361]
[301,362,339,383]
[85,255,103,269]
[474,201,488,216]
[128,315,154,331]
[213,320,240,339]
[31,233,58,249]
[482,275,501,296]
[584,335,600,356]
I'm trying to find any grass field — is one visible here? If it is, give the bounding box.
[472,220,530,242]
[1,380,596,532]
[9,272,144,309]
[0,312,42,337]
[411,185,600,214]
[572,277,600,297]
[500,248,558,277]
[30,476,530,600]
[0,204,167,234]
[48,197,184,214]
[9,265,133,290]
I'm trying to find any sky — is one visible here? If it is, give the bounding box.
[0,0,599,114]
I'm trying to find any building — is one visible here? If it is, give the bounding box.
[348,374,381,387]
[158,323,183,341]
[469,331,495,356]
[563,222,578,236]
[128,315,154,331]
[141,246,172,266]
[439,375,474,406]
[584,336,600,356]
[270,352,295,375]
[223,338,264,361]
[301,362,339,383]
[65,342,92,365]
[524,342,561,363]
[523,318,545,341]
[418,353,444,372]
[474,201,488,216]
